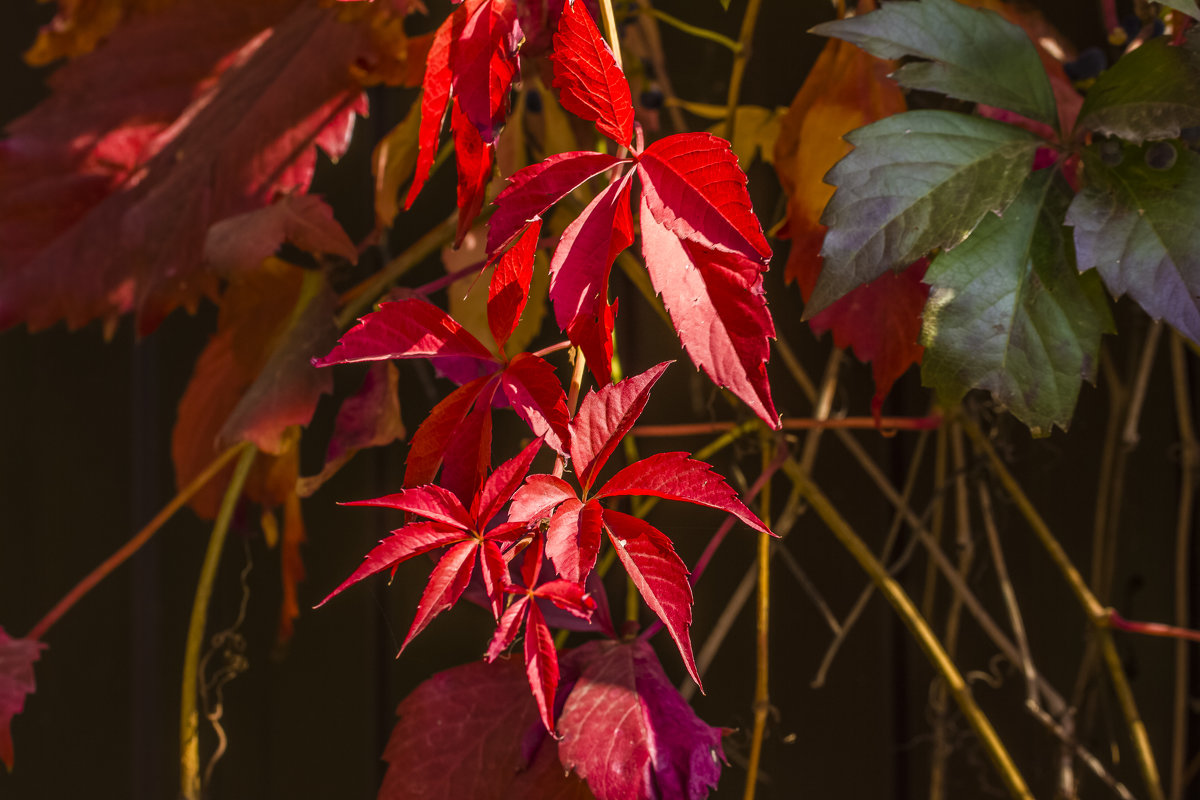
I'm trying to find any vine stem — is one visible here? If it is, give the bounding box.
[1169,332,1196,800]
[786,463,1033,800]
[723,0,764,142]
[180,445,257,800]
[597,0,622,70]
[743,432,774,800]
[26,442,251,642]
[962,418,1166,800]
[631,416,941,437]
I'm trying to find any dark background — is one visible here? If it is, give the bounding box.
[1,2,1193,799]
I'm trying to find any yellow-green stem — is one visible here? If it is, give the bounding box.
[723,0,764,142]
[786,462,1033,800]
[644,8,739,51]
[962,418,1164,800]
[743,433,774,800]
[180,445,257,800]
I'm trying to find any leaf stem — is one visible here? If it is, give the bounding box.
[630,415,941,437]
[26,442,251,642]
[722,0,764,142]
[743,431,774,800]
[642,8,739,52]
[786,462,1034,800]
[962,417,1165,800]
[180,445,257,800]
[1169,332,1197,800]
[597,0,623,70]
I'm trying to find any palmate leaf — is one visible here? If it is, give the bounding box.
[811,0,1057,128]
[1066,141,1200,344]
[558,640,724,800]
[922,169,1112,435]
[809,110,1041,315]
[1075,35,1200,144]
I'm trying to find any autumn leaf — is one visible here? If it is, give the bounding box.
[378,658,594,800]
[0,0,375,333]
[550,0,634,148]
[0,628,44,771]
[557,639,725,800]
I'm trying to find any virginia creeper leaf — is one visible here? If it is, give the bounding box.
[486,596,530,661]
[596,451,770,535]
[487,152,627,259]
[509,474,578,521]
[379,659,592,800]
[0,1,370,332]
[400,541,478,651]
[809,110,1041,315]
[1075,35,1200,144]
[403,375,494,489]
[202,194,356,274]
[923,169,1112,435]
[602,509,699,688]
[1067,141,1200,344]
[474,437,547,526]
[636,133,771,262]
[297,362,406,497]
[569,361,671,493]
[316,297,499,367]
[523,602,561,733]
[500,353,571,455]
[550,0,634,148]
[489,220,541,348]
[452,98,496,245]
[558,639,724,800]
[639,199,779,428]
[549,171,635,385]
[773,34,905,292]
[316,521,466,606]
[809,259,930,420]
[0,628,43,771]
[438,377,497,503]
[546,499,605,583]
[344,485,474,529]
[812,0,1057,127]
[405,1,465,209]
[452,0,522,141]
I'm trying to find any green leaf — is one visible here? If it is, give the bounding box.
[807,110,1041,315]
[1075,35,1200,143]
[921,170,1112,436]
[1066,140,1200,343]
[1158,1,1200,20]
[811,0,1058,127]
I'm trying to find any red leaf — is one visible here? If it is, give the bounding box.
[499,353,571,455]
[378,659,593,800]
[523,602,561,733]
[297,362,407,497]
[549,171,635,385]
[315,297,498,368]
[569,362,671,494]
[558,640,724,800]
[636,133,771,263]
[489,220,541,349]
[639,196,779,426]
[404,2,463,210]
[438,377,497,503]
[452,0,522,141]
[0,1,370,332]
[487,151,627,260]
[451,98,496,246]
[401,540,478,651]
[509,474,578,522]
[532,580,597,621]
[0,628,44,771]
[546,499,604,583]
[479,540,511,619]
[474,436,547,525]
[316,521,466,606]
[808,258,930,419]
[403,375,494,489]
[602,509,699,688]
[597,452,769,536]
[486,595,529,661]
[203,194,357,274]
[344,485,474,529]
[550,0,633,148]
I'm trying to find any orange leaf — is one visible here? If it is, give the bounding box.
[773,35,905,296]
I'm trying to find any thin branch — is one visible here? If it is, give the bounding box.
[630,415,942,437]
[27,442,251,642]
[1123,320,1162,448]
[180,445,257,800]
[643,8,740,51]
[1169,331,1197,800]
[743,432,775,800]
[722,0,764,143]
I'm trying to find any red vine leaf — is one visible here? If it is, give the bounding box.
[451,98,496,246]
[522,602,560,732]
[545,499,604,583]
[316,520,466,605]
[405,0,466,209]
[549,172,635,385]
[488,220,541,349]
[808,258,930,419]
[601,509,699,688]
[0,1,371,333]
[315,297,499,368]
[402,541,478,650]
[550,0,634,148]
[558,639,725,800]
[202,194,356,274]
[453,0,522,141]
[639,198,778,427]
[402,375,494,493]
[499,353,572,454]
[569,361,671,493]
[0,628,44,771]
